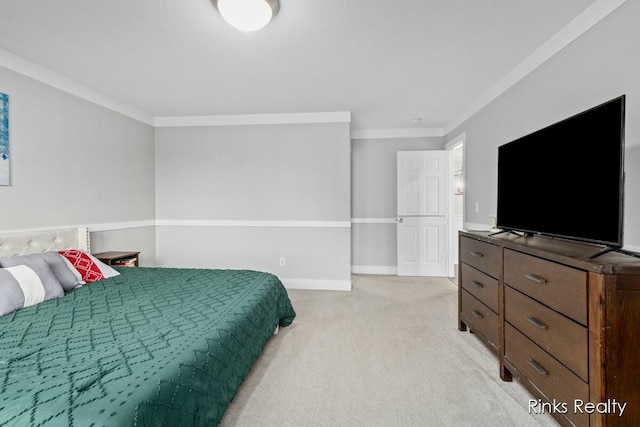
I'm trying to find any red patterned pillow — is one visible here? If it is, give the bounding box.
[58,249,105,283]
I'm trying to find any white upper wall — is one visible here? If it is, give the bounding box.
[154,121,352,286]
[350,136,444,269]
[351,137,444,219]
[446,0,640,249]
[155,123,350,221]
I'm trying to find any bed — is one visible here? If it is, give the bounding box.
[0,227,296,426]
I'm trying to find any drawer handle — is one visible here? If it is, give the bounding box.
[470,251,484,258]
[526,315,548,330]
[471,280,484,288]
[524,273,547,284]
[472,309,484,319]
[527,358,549,377]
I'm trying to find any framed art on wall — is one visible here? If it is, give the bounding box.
[0,93,9,186]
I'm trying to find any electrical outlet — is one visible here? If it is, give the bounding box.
[279,257,286,267]
[475,202,480,213]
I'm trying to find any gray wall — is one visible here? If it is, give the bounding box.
[446,0,640,250]
[351,137,444,270]
[155,122,351,287]
[0,66,157,264]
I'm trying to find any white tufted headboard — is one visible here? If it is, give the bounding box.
[0,227,90,257]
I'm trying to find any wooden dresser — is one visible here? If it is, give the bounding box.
[458,235,501,354]
[458,230,640,427]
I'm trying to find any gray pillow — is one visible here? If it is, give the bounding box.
[0,252,83,291]
[0,259,64,317]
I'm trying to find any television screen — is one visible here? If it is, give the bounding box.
[497,95,625,247]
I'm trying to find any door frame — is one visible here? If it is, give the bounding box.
[445,132,466,278]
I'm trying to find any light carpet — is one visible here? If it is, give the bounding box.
[220,275,558,426]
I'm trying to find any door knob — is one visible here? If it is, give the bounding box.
[398,217,404,223]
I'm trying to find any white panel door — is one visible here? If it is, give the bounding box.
[397,151,447,216]
[397,151,448,276]
[397,216,448,276]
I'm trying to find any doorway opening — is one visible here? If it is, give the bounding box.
[446,133,465,281]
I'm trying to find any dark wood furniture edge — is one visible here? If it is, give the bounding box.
[459,312,499,356]
[458,233,467,332]
[588,271,606,427]
[502,358,576,427]
[460,230,640,275]
[497,240,512,381]
[93,251,140,267]
[602,274,640,427]
[458,233,509,379]
[461,230,640,427]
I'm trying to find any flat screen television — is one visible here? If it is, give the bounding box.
[496,95,625,248]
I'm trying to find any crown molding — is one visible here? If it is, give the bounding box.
[2,0,626,134]
[154,111,351,127]
[444,132,466,150]
[1,47,349,129]
[351,128,444,140]
[0,48,155,126]
[444,0,628,135]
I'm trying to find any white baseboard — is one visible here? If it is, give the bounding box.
[280,278,351,291]
[351,265,398,275]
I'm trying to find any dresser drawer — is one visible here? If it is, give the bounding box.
[461,290,499,349]
[461,263,499,313]
[504,249,587,325]
[504,323,589,427]
[460,237,500,278]
[505,286,588,382]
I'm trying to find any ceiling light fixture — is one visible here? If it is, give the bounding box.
[215,0,280,32]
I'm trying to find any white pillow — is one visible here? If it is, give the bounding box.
[88,253,120,278]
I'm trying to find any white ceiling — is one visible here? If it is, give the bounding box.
[0,0,597,130]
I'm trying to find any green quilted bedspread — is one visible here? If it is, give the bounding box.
[0,267,295,426]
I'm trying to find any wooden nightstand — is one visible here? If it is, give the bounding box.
[93,251,140,267]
